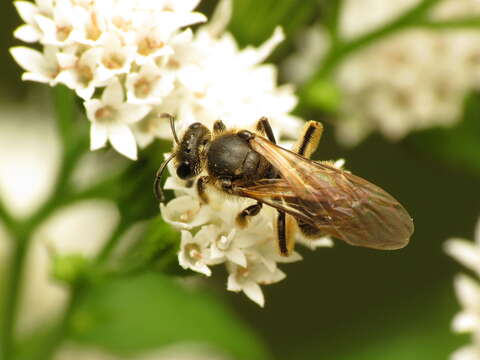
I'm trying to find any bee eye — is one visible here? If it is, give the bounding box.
[176,162,194,179]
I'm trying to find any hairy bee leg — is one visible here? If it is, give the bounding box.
[196,176,210,204]
[256,117,277,144]
[293,121,324,158]
[256,117,299,255]
[236,202,263,228]
[213,120,227,135]
[297,219,326,238]
[276,212,297,256]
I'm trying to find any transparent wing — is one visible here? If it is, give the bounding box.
[234,136,414,250]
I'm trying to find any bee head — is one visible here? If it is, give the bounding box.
[175,122,211,180]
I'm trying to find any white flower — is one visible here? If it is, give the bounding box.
[35,1,87,46]
[227,255,286,307]
[10,46,61,85]
[451,344,480,360]
[446,216,480,358]
[282,24,329,85]
[445,218,480,277]
[284,0,480,146]
[12,0,301,160]
[84,79,150,159]
[13,0,54,43]
[97,32,135,82]
[56,47,103,100]
[178,228,213,276]
[210,229,247,267]
[452,275,480,333]
[126,60,175,104]
[161,2,302,139]
[160,195,211,230]
[160,139,333,306]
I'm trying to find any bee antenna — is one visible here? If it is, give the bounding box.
[161,113,180,145]
[154,152,177,202]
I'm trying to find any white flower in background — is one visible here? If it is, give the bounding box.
[282,24,330,85]
[12,0,301,158]
[11,0,206,158]
[284,0,480,146]
[451,344,480,360]
[445,216,480,359]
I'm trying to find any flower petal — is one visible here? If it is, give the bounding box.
[118,103,151,124]
[242,282,265,307]
[226,248,247,267]
[452,311,479,333]
[108,124,137,160]
[10,46,45,74]
[14,25,40,43]
[445,239,480,273]
[90,123,108,150]
[454,274,480,309]
[102,78,124,105]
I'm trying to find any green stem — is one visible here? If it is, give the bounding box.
[416,17,480,29]
[1,233,28,360]
[304,0,443,87]
[36,280,87,360]
[0,198,16,237]
[95,221,130,265]
[38,221,130,360]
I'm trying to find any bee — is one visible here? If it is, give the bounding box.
[154,114,414,256]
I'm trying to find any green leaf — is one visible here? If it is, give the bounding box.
[69,272,271,360]
[229,0,318,51]
[411,92,480,177]
[114,217,181,275]
[50,253,90,285]
[303,78,342,112]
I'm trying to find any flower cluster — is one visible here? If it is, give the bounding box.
[11,0,320,306]
[284,0,480,146]
[445,217,480,360]
[161,156,337,307]
[11,0,301,159]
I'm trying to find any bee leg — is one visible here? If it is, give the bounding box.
[213,120,227,135]
[293,121,324,158]
[297,219,325,238]
[276,212,297,256]
[196,176,210,204]
[256,116,277,144]
[236,202,263,228]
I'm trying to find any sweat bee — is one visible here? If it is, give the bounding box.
[154,114,414,256]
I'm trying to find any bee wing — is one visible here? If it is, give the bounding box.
[236,135,414,250]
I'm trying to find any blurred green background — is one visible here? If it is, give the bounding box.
[1,1,480,359]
